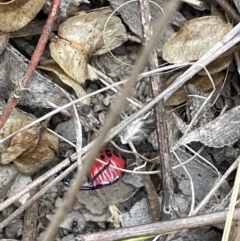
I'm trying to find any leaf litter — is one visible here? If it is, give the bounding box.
[0,1,240,240]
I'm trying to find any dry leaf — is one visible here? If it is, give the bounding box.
[0,0,46,32]
[50,37,96,84]
[0,105,59,175]
[0,107,41,164]
[165,72,224,106]
[50,11,127,83]
[14,129,58,175]
[39,59,90,105]
[197,44,240,75]
[162,16,232,63]
[58,12,128,55]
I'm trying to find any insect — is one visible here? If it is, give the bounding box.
[57,148,126,190]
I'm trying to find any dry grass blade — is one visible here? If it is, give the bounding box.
[41,1,181,240]
[222,162,240,240]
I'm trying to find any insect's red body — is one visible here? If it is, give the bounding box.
[81,148,126,190]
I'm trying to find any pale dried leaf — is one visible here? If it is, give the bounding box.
[50,38,96,83]
[165,72,224,106]
[0,0,45,32]
[50,11,127,83]
[58,12,128,55]
[0,103,58,174]
[39,59,90,105]
[162,16,232,63]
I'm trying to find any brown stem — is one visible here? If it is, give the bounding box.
[216,0,240,22]
[0,0,61,129]
[138,0,177,217]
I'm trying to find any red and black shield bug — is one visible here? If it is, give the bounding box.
[57,148,126,190]
[81,148,126,190]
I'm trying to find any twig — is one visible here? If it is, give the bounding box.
[78,208,240,241]
[216,0,240,22]
[22,189,38,241]
[128,141,161,221]
[138,0,162,220]
[41,1,181,240]
[138,0,176,215]
[234,52,240,77]
[0,0,60,129]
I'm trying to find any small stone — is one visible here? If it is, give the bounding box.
[98,112,106,125]
[103,95,112,106]
[55,119,76,142]
[47,211,86,232]
[5,219,23,238]
[7,174,32,205]
[120,198,153,227]
[62,234,75,241]
[94,104,104,112]
[0,164,18,198]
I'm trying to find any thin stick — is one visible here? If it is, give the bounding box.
[0,0,60,129]
[70,96,83,170]
[78,208,240,241]
[216,0,240,23]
